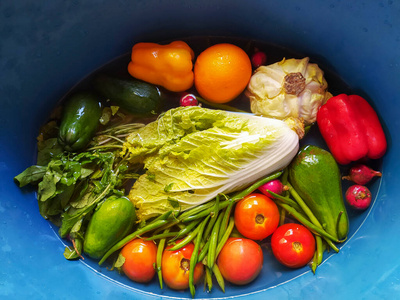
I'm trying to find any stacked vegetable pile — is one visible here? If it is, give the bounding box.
[14,39,387,298]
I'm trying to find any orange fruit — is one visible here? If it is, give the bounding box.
[194,43,252,103]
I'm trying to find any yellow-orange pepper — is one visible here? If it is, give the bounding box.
[128,41,195,92]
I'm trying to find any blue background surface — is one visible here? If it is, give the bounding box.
[1,0,400,299]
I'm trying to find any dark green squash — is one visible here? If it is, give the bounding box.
[288,145,349,240]
[93,74,162,115]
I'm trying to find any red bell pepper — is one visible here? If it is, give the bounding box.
[316,94,387,165]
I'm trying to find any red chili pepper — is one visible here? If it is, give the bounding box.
[316,94,387,165]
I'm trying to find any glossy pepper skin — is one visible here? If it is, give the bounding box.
[128,40,194,92]
[316,94,387,165]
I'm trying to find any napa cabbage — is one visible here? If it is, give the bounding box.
[123,106,302,220]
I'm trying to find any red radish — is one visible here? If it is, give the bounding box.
[251,50,267,68]
[258,179,288,198]
[342,164,382,185]
[345,185,372,210]
[180,93,198,107]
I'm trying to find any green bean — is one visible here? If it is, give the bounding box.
[178,200,216,221]
[316,235,324,265]
[230,171,283,202]
[286,182,324,229]
[207,213,224,270]
[203,195,220,239]
[204,266,213,292]
[169,218,202,243]
[274,183,342,252]
[99,219,169,265]
[183,207,218,223]
[268,191,305,214]
[322,236,339,253]
[184,171,283,224]
[212,264,225,293]
[218,200,234,243]
[216,216,235,257]
[144,231,179,241]
[230,227,245,238]
[279,206,286,226]
[311,249,318,274]
[153,210,174,222]
[311,235,324,274]
[156,228,170,289]
[197,238,210,263]
[148,210,177,234]
[286,182,343,249]
[281,168,289,185]
[168,223,201,251]
[152,219,181,235]
[189,216,210,298]
[336,211,347,243]
[276,202,340,243]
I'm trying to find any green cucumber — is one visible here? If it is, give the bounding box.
[58,91,102,152]
[84,196,136,259]
[93,74,162,115]
[288,145,349,240]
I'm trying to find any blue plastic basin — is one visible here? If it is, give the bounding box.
[1,1,399,299]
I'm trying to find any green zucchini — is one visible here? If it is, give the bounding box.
[84,196,136,259]
[288,145,349,240]
[58,91,102,152]
[93,74,162,115]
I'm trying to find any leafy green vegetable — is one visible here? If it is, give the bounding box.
[14,165,47,187]
[124,106,302,220]
[63,218,85,260]
[14,117,146,261]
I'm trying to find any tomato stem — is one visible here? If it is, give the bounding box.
[255,214,265,224]
[292,241,303,252]
[180,258,190,272]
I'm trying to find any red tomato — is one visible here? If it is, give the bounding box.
[234,193,280,240]
[217,237,263,285]
[161,241,204,290]
[271,223,316,268]
[120,238,157,283]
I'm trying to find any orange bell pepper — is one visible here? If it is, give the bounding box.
[128,41,195,92]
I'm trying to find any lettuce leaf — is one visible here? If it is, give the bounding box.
[124,106,300,220]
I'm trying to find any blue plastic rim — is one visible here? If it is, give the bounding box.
[1,1,399,299]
